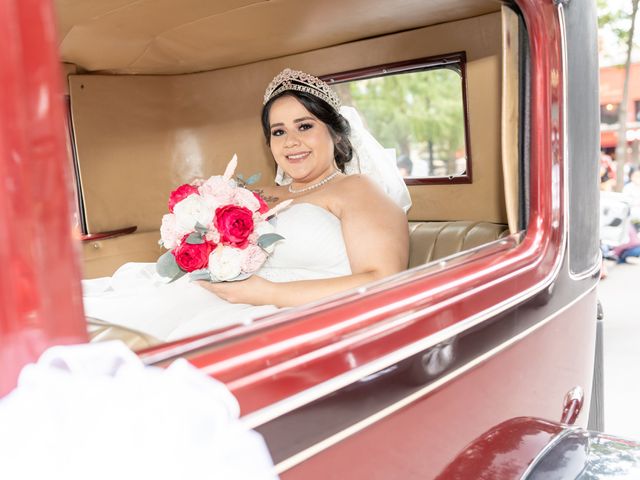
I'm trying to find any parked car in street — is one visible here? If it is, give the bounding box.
[1,0,621,477]
[601,191,632,248]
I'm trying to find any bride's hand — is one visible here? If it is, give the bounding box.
[196,275,272,305]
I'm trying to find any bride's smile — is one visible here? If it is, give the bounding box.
[268,95,336,186]
[285,151,311,162]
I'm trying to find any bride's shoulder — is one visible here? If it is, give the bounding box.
[332,174,397,212]
[336,174,385,200]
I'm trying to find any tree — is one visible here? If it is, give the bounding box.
[338,68,466,175]
[598,0,640,191]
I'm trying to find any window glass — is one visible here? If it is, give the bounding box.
[332,65,468,182]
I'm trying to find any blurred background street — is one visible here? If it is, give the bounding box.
[597,0,640,440]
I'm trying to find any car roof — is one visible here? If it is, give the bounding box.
[54,0,499,74]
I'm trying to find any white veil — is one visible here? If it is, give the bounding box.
[275,106,412,213]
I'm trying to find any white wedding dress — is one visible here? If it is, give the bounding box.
[82,203,352,342]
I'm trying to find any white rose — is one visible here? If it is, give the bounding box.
[200,192,222,214]
[208,246,243,281]
[173,194,214,232]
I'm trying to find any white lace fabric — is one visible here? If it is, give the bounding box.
[0,341,278,480]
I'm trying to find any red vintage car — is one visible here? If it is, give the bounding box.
[0,0,622,477]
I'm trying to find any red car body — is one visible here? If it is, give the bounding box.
[0,0,602,478]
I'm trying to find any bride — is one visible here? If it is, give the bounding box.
[82,68,411,343]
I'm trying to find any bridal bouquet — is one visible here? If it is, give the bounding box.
[157,155,290,282]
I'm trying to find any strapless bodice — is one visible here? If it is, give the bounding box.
[257,202,352,282]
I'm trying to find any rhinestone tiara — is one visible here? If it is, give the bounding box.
[263,68,341,110]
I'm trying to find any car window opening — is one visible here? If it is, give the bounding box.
[64,5,528,351]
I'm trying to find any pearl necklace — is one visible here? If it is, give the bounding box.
[288,170,340,194]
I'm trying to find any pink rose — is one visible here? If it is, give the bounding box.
[214,205,254,249]
[241,244,268,273]
[253,192,270,214]
[172,237,215,272]
[168,184,199,213]
[198,176,235,204]
[232,187,260,211]
[160,213,190,249]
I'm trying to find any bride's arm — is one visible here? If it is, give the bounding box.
[199,175,409,307]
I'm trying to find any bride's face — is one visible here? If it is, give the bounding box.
[268,95,336,183]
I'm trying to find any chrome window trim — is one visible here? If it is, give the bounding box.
[569,255,601,281]
[560,1,600,280]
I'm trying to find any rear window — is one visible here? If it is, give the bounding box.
[326,52,471,185]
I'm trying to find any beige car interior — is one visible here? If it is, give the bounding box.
[55,0,521,347]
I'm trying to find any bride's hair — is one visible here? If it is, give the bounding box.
[261,91,353,172]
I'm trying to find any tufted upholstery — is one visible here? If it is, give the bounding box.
[408,221,508,269]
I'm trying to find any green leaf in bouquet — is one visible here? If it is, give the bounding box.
[185,232,204,244]
[257,233,284,250]
[189,269,212,282]
[156,250,181,279]
[167,270,186,283]
[245,173,262,185]
[194,222,208,235]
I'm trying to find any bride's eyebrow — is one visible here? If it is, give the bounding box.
[269,116,316,129]
[294,116,315,123]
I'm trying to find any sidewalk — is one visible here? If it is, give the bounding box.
[599,258,640,439]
